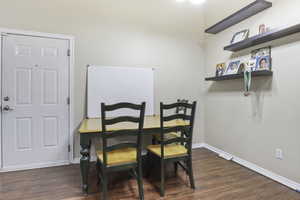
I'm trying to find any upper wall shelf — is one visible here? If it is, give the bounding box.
[205,0,272,34]
[224,23,300,52]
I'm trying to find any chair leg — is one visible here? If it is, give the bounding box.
[187,157,195,189]
[160,159,165,197]
[174,161,178,176]
[145,152,154,178]
[137,163,144,200]
[96,161,101,185]
[101,170,108,200]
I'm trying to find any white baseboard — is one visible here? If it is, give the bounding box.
[0,160,70,173]
[71,142,300,193]
[192,143,205,149]
[4,142,299,193]
[203,143,300,192]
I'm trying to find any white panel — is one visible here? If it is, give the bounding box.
[87,66,154,118]
[16,69,32,104]
[43,117,58,147]
[41,47,58,57]
[16,117,32,150]
[15,45,32,56]
[42,70,58,104]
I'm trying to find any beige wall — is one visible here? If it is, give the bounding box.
[1,0,298,186]
[0,0,206,158]
[204,0,300,183]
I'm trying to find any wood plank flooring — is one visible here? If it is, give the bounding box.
[0,148,299,200]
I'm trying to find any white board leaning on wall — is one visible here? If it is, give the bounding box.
[87,65,154,118]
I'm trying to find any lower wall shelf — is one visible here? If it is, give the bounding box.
[205,70,273,81]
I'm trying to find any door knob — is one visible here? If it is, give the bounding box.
[3,96,10,101]
[2,105,14,111]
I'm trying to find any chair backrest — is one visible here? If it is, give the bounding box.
[160,101,197,158]
[101,102,146,167]
[175,99,189,114]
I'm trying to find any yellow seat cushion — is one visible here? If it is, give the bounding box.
[96,148,137,166]
[147,144,187,158]
[153,132,181,141]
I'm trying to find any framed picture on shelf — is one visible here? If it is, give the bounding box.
[215,63,226,77]
[248,59,256,72]
[251,47,272,71]
[230,29,249,44]
[255,56,271,71]
[225,60,240,75]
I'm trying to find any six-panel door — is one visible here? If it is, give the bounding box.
[2,34,70,169]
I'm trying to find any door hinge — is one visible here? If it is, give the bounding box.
[67,97,70,105]
[68,145,71,152]
[67,49,71,57]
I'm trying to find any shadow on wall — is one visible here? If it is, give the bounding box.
[250,77,275,122]
[207,76,273,93]
[206,75,275,123]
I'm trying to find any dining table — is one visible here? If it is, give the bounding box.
[78,115,189,194]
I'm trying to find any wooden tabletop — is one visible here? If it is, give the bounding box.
[79,115,189,134]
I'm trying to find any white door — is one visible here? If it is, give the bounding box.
[2,34,70,169]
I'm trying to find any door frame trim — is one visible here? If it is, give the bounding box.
[0,28,75,170]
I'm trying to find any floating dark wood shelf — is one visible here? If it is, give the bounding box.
[224,24,300,52]
[205,0,272,34]
[205,70,273,81]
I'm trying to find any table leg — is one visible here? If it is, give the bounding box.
[80,134,91,194]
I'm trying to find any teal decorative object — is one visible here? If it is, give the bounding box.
[244,66,252,96]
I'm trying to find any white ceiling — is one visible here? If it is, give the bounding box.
[0,0,206,39]
[0,0,279,40]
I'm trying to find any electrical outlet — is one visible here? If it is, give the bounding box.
[275,149,283,160]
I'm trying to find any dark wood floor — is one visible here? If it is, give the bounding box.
[1,148,299,200]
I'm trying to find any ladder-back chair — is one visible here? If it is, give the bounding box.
[147,101,197,197]
[152,99,189,144]
[96,102,146,200]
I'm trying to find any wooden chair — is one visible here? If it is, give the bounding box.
[152,99,189,144]
[96,102,146,200]
[147,101,197,197]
